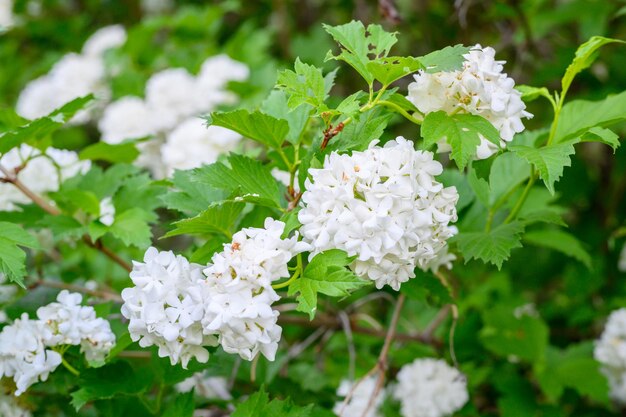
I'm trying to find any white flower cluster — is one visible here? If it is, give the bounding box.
[176,372,232,400]
[122,218,308,365]
[407,45,533,159]
[99,54,248,178]
[121,247,217,368]
[594,308,626,404]
[0,291,116,396]
[0,144,90,211]
[0,393,31,417]
[37,290,116,362]
[0,0,14,30]
[393,358,469,417]
[298,137,458,290]
[333,376,384,417]
[201,218,309,361]
[16,25,126,123]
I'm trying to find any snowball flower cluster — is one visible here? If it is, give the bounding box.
[99,54,247,178]
[0,144,90,211]
[594,308,626,404]
[176,372,232,400]
[37,291,116,362]
[16,25,126,123]
[407,45,532,159]
[393,358,468,417]
[298,137,458,290]
[333,376,384,417]
[201,218,310,361]
[121,248,217,367]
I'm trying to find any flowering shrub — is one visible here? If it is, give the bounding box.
[1,2,626,416]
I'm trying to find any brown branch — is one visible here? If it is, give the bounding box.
[321,122,345,150]
[29,279,123,302]
[0,163,132,272]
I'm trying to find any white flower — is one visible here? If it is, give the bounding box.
[0,314,62,396]
[99,197,116,226]
[0,145,90,211]
[176,372,232,400]
[298,137,458,290]
[201,218,309,361]
[0,392,31,417]
[195,54,249,109]
[594,308,626,404]
[99,96,158,144]
[161,117,241,175]
[407,45,533,159]
[393,358,468,417]
[0,273,18,304]
[333,376,384,417]
[121,247,218,367]
[145,68,200,129]
[619,244,626,272]
[82,25,127,57]
[0,0,14,31]
[37,290,116,362]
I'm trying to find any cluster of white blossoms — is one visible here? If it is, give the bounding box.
[298,137,459,290]
[0,291,115,396]
[0,393,31,417]
[16,25,126,123]
[407,45,533,159]
[393,358,469,417]
[122,218,309,365]
[99,54,248,178]
[0,144,91,211]
[37,291,116,362]
[333,376,384,417]
[594,308,626,404]
[176,372,232,400]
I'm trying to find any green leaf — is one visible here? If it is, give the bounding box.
[328,108,392,152]
[162,169,226,215]
[561,36,625,93]
[400,270,453,305]
[489,152,530,206]
[277,58,328,110]
[261,90,311,144]
[323,21,397,84]
[366,56,423,86]
[453,221,525,269]
[580,126,620,152]
[0,95,94,153]
[70,361,152,411]
[555,90,626,142]
[421,111,501,170]
[191,154,284,209]
[38,215,86,241]
[288,250,368,319]
[232,387,313,417]
[480,306,549,362]
[419,44,470,73]
[509,139,579,195]
[79,142,140,163]
[207,110,289,149]
[0,222,40,287]
[161,391,194,417]
[523,229,591,268]
[163,202,244,238]
[108,208,156,248]
[516,85,553,103]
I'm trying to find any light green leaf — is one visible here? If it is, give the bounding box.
[523,229,591,268]
[191,154,284,209]
[261,90,311,144]
[0,222,40,287]
[277,58,328,110]
[489,152,531,206]
[232,387,313,417]
[366,56,423,86]
[453,221,525,269]
[421,111,501,170]
[79,141,140,163]
[419,44,470,73]
[328,108,392,152]
[516,85,553,103]
[161,169,227,215]
[509,139,579,195]
[561,36,625,94]
[163,202,244,239]
[207,110,289,149]
[108,208,156,248]
[580,126,620,152]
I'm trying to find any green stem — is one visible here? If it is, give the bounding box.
[376,100,422,125]
[272,254,302,289]
[61,356,80,377]
[504,169,536,224]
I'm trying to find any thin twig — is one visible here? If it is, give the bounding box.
[338,311,356,381]
[422,305,451,341]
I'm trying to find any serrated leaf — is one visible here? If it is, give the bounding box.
[523,229,591,268]
[489,152,530,206]
[421,111,501,170]
[0,222,40,287]
[328,107,392,152]
[277,58,328,110]
[164,202,244,238]
[162,391,194,417]
[366,56,423,86]
[207,110,289,149]
[288,250,368,319]
[509,139,579,195]
[162,169,226,215]
[191,154,284,209]
[108,208,156,248]
[580,126,620,152]
[79,141,140,163]
[561,36,625,94]
[516,85,552,103]
[419,44,470,73]
[232,387,313,417]
[453,221,525,269]
[0,95,94,153]
[261,90,311,144]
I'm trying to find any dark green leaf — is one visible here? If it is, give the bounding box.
[453,221,525,269]
[207,110,289,149]
[523,229,591,268]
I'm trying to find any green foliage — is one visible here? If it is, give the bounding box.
[453,222,525,269]
[207,110,290,150]
[164,201,244,239]
[0,222,40,287]
[277,58,329,111]
[231,387,313,417]
[523,229,592,268]
[79,142,140,163]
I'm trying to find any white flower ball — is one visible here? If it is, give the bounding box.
[393,358,468,417]
[82,25,127,57]
[595,308,626,404]
[298,137,458,290]
[145,68,200,128]
[333,376,384,417]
